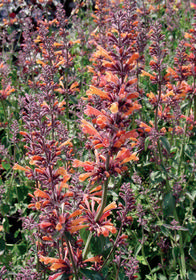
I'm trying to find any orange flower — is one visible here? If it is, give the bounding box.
[81,119,101,138]
[83,256,102,263]
[13,163,31,173]
[87,86,110,100]
[139,122,152,133]
[84,105,105,117]
[93,45,113,61]
[110,102,118,113]
[114,130,138,148]
[96,115,108,128]
[34,189,50,199]
[116,148,139,164]
[0,85,15,99]
[73,159,94,171]
[39,222,53,229]
[79,172,93,182]
[141,70,156,80]
[80,198,117,237]
[39,255,68,272]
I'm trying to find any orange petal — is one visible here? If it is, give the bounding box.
[90,185,102,193]
[34,189,50,199]
[50,263,67,271]
[36,59,47,67]
[103,201,117,213]
[70,81,79,89]
[59,139,72,148]
[84,256,102,263]
[79,172,92,182]
[84,105,103,117]
[69,209,83,219]
[55,223,62,231]
[55,167,68,176]
[141,70,155,79]
[68,224,88,233]
[42,236,53,241]
[81,119,101,138]
[39,222,53,228]
[94,45,113,61]
[120,152,139,164]
[110,102,118,113]
[73,159,94,171]
[103,225,117,234]
[88,86,110,100]
[13,163,30,172]
[127,52,139,65]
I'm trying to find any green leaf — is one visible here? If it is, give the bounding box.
[134,243,142,257]
[160,225,170,237]
[188,271,196,280]
[158,274,167,280]
[80,269,104,280]
[2,162,10,170]
[184,144,195,159]
[145,136,151,151]
[169,272,179,280]
[90,235,110,256]
[1,204,10,215]
[189,243,196,261]
[16,185,28,201]
[150,171,165,184]
[137,255,148,265]
[162,193,176,217]
[160,136,170,153]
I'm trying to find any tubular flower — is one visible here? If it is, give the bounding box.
[79,197,117,237]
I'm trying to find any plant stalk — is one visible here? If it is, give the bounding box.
[83,153,110,259]
[64,234,79,280]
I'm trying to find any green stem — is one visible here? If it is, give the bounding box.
[64,234,79,280]
[101,223,123,269]
[141,227,152,275]
[1,99,10,138]
[171,240,177,271]
[83,153,110,259]
[177,102,192,175]
[157,139,170,190]
[154,71,170,189]
[94,158,109,221]
[174,209,186,280]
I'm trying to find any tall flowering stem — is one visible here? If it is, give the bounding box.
[141,22,170,188]
[76,0,140,260]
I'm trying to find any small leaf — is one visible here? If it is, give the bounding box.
[162,193,176,217]
[189,243,196,261]
[150,171,165,184]
[188,271,196,280]
[160,136,170,153]
[80,268,104,280]
[184,144,195,159]
[169,272,179,280]
[2,162,10,170]
[134,243,142,257]
[144,136,150,151]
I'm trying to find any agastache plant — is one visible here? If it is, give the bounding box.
[72,1,140,277]
[13,12,83,280]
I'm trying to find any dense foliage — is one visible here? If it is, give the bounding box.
[0,0,196,279]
